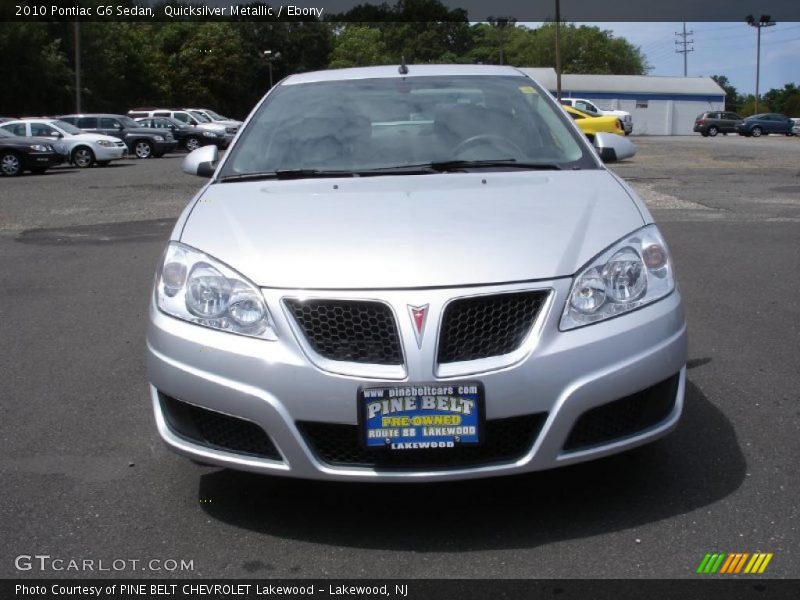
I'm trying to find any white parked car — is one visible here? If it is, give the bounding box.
[0,119,126,167]
[183,107,242,133]
[560,98,633,135]
[791,118,800,135]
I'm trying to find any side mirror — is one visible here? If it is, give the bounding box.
[182,144,219,178]
[593,132,636,163]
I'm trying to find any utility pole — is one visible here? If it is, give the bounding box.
[746,15,775,113]
[74,22,82,113]
[555,0,561,100]
[674,22,694,77]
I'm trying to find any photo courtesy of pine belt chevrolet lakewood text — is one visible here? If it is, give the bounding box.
[146,65,687,482]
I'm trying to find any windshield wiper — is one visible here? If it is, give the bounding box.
[219,169,359,182]
[428,159,562,172]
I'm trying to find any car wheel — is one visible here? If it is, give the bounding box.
[96,160,111,167]
[134,140,153,159]
[184,136,201,152]
[72,146,95,168]
[708,126,718,137]
[751,126,763,137]
[0,151,22,176]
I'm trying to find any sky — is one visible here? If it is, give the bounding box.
[582,22,800,95]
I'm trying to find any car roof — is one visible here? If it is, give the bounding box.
[59,113,130,118]
[282,64,526,86]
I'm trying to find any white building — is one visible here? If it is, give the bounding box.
[519,69,726,135]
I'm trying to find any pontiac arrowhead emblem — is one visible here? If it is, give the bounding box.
[408,304,429,348]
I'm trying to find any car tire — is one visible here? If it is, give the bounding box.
[751,126,763,137]
[0,151,23,176]
[72,146,95,168]
[134,140,153,159]
[708,126,718,137]
[184,136,201,152]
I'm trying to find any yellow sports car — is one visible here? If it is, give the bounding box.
[564,105,624,136]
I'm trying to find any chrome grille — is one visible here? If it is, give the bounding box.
[285,299,403,365]
[437,291,548,364]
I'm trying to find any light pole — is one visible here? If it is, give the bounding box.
[554,0,561,101]
[746,14,775,113]
[74,21,82,113]
[262,50,281,89]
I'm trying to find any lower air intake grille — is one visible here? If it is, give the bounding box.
[160,394,280,460]
[563,374,680,451]
[297,414,546,470]
[437,291,548,363]
[285,299,403,365]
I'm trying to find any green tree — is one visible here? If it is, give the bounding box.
[0,22,72,115]
[330,26,391,68]
[711,75,741,112]
[763,83,800,116]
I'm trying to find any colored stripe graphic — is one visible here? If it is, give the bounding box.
[697,552,773,574]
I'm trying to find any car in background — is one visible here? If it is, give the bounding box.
[791,118,800,136]
[0,119,126,167]
[0,117,15,124]
[0,127,63,176]
[134,116,221,152]
[564,105,624,137]
[560,97,633,135]
[693,111,743,137]
[127,108,234,148]
[183,108,242,133]
[735,113,794,137]
[59,114,178,158]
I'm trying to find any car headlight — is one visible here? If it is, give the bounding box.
[560,224,675,330]
[97,140,114,147]
[29,144,49,152]
[155,242,277,340]
[202,131,218,137]
[154,135,164,141]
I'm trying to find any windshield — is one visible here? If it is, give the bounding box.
[119,116,141,128]
[203,109,225,120]
[190,111,211,123]
[0,128,13,138]
[220,75,594,178]
[51,120,82,135]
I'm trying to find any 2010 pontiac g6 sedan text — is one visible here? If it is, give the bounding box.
[147,65,687,482]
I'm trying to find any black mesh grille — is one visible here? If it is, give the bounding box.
[563,374,680,451]
[160,394,280,460]
[297,414,546,470]
[437,291,548,364]
[285,299,403,365]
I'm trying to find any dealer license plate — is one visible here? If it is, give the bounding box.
[359,382,484,450]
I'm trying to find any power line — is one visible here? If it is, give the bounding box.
[675,22,694,76]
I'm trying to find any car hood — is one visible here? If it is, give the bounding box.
[179,170,645,289]
[69,132,120,143]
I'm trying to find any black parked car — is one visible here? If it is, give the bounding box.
[0,128,63,176]
[735,113,795,137]
[134,116,211,152]
[58,113,178,158]
[693,111,743,137]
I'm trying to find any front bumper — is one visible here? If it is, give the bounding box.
[154,140,179,154]
[23,152,63,168]
[94,145,126,160]
[147,280,687,482]
[623,120,633,134]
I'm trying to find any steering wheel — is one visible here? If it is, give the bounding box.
[452,134,525,159]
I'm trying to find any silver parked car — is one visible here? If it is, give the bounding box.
[148,65,687,482]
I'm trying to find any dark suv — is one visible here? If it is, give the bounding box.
[133,116,211,152]
[693,111,743,137]
[59,114,178,158]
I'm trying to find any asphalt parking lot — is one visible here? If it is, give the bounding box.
[1,136,798,579]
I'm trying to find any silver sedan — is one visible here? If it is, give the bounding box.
[147,65,687,481]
